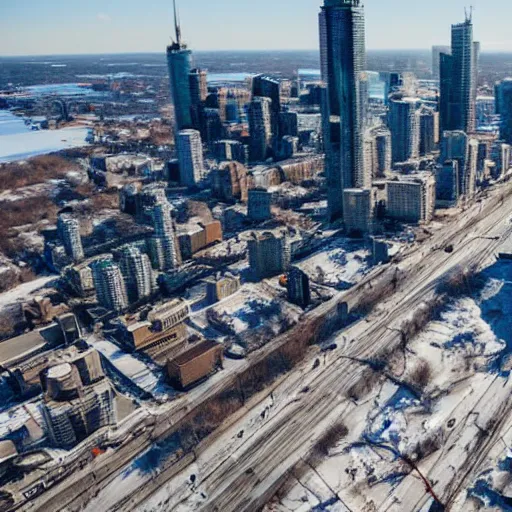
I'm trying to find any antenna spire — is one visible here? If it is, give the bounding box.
[173,0,182,46]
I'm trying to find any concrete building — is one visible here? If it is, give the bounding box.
[372,237,390,264]
[492,141,512,179]
[248,188,272,221]
[205,273,241,304]
[281,135,299,159]
[287,266,311,308]
[189,68,208,126]
[248,231,291,280]
[214,140,247,165]
[118,245,154,304]
[166,2,193,131]
[150,203,181,271]
[57,215,84,263]
[319,0,368,220]
[91,259,128,313]
[374,127,392,177]
[343,188,372,235]
[210,161,249,203]
[248,97,273,162]
[439,15,476,133]
[389,97,420,164]
[387,175,436,223]
[202,108,224,147]
[177,129,204,187]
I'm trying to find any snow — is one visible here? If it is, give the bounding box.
[87,337,173,401]
[0,126,92,163]
[0,276,57,313]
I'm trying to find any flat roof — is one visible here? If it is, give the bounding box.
[170,340,220,366]
[0,331,48,368]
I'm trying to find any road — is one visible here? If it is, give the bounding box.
[129,185,512,512]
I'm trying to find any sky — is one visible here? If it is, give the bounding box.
[1,0,512,56]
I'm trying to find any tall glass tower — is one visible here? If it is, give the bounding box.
[166,0,193,131]
[319,0,368,220]
[440,13,475,134]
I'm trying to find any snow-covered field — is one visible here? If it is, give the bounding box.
[265,259,512,511]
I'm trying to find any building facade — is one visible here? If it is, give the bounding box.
[248,97,273,162]
[177,129,204,186]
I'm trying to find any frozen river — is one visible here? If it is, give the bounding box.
[0,111,91,163]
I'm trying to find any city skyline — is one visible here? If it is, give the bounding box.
[2,0,512,56]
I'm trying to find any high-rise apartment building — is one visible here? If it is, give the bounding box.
[343,188,372,235]
[57,215,84,263]
[418,106,438,156]
[91,259,128,312]
[389,97,420,164]
[287,266,311,308]
[440,15,476,133]
[166,1,193,131]
[252,75,281,141]
[150,203,181,271]
[319,0,367,220]
[247,231,291,280]
[387,176,436,223]
[118,246,154,304]
[176,129,204,186]
[248,97,273,162]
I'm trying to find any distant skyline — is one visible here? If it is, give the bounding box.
[1,0,512,56]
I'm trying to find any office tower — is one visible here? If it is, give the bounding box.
[252,75,281,139]
[176,129,204,186]
[279,111,299,137]
[441,130,472,195]
[57,215,84,263]
[248,188,272,221]
[214,140,246,164]
[225,91,240,123]
[440,14,476,133]
[436,160,460,206]
[91,259,128,312]
[281,136,299,159]
[386,175,436,223]
[380,72,401,106]
[188,68,207,130]
[432,45,451,78]
[319,0,367,220]
[287,266,311,308]
[248,97,273,162]
[150,203,181,271]
[418,106,438,156]
[203,108,224,147]
[343,188,372,235]
[189,68,207,105]
[118,245,153,304]
[496,79,512,144]
[389,97,420,164]
[166,0,193,131]
[247,231,291,280]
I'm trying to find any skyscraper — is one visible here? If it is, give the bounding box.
[319,0,367,220]
[150,203,181,271]
[418,106,438,156]
[118,246,154,304]
[57,215,84,263]
[496,79,512,144]
[176,129,204,186]
[440,14,476,133]
[388,97,420,164]
[91,259,128,313]
[248,97,273,162]
[166,0,193,131]
[252,75,281,143]
[432,45,451,79]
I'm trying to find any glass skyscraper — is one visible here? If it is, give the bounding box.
[440,15,476,134]
[319,0,368,220]
[166,1,193,131]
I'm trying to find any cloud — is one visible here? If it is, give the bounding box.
[97,13,111,23]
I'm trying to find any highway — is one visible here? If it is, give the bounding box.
[129,184,512,512]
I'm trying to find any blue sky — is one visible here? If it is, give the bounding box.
[1,0,511,56]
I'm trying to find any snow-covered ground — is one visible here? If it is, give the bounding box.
[0,275,58,313]
[265,259,512,511]
[0,126,91,163]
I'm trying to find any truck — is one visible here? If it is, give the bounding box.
[167,340,224,390]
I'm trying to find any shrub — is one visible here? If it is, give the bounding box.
[315,422,349,455]
[409,359,432,391]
